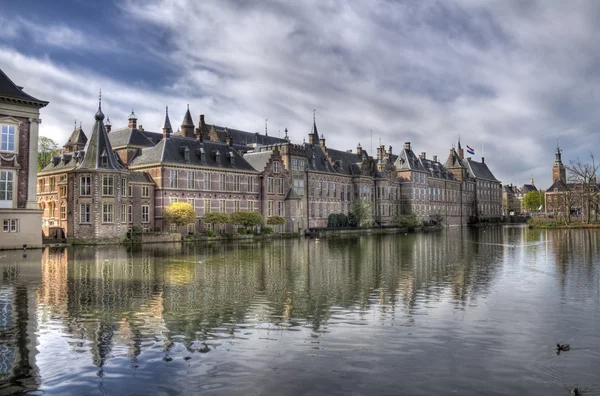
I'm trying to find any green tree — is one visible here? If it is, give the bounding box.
[203,212,231,227]
[395,213,419,230]
[230,211,263,231]
[350,198,372,228]
[522,191,545,213]
[163,202,196,229]
[266,216,286,226]
[37,136,60,171]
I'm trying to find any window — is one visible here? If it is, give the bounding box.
[219,199,226,213]
[122,178,127,197]
[204,198,211,214]
[38,179,44,193]
[2,219,19,233]
[293,179,304,196]
[121,204,127,223]
[102,175,114,196]
[204,173,211,190]
[49,177,55,192]
[268,200,274,217]
[129,184,134,197]
[187,223,195,234]
[80,204,91,223]
[1,124,16,152]
[249,200,255,211]
[291,159,297,170]
[128,204,133,223]
[332,183,336,198]
[142,185,150,197]
[325,183,329,197]
[297,159,305,170]
[59,185,67,197]
[48,201,55,218]
[102,203,114,223]
[0,170,14,208]
[187,171,195,189]
[60,204,66,220]
[278,201,285,216]
[273,161,280,173]
[234,175,241,192]
[169,170,178,188]
[278,178,284,194]
[319,203,323,218]
[318,182,322,196]
[170,224,177,232]
[141,205,149,223]
[311,203,315,218]
[248,176,254,193]
[268,177,274,194]
[80,176,91,196]
[234,200,240,212]
[219,174,225,190]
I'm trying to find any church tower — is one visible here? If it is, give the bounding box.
[552,145,566,183]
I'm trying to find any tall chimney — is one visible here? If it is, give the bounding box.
[481,157,485,164]
[404,142,411,150]
[105,117,112,133]
[433,155,437,162]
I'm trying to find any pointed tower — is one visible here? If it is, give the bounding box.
[77,92,123,170]
[308,109,319,145]
[552,145,566,183]
[63,119,88,153]
[162,106,172,139]
[181,104,195,138]
[457,136,464,159]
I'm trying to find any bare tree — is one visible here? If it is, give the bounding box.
[567,154,599,224]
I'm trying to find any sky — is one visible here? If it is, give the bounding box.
[2,0,599,188]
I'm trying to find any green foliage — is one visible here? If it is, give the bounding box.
[237,228,248,235]
[350,198,372,228]
[522,191,545,212]
[395,213,419,230]
[261,226,273,234]
[164,202,196,228]
[327,213,349,228]
[37,136,60,171]
[204,229,217,237]
[203,212,230,225]
[266,216,286,226]
[230,211,263,230]
[347,212,358,228]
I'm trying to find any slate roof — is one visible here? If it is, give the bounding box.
[520,184,537,194]
[212,125,287,147]
[421,158,456,181]
[0,68,48,107]
[108,127,158,148]
[463,158,499,182]
[64,126,88,151]
[309,120,320,141]
[181,107,194,127]
[326,148,364,176]
[129,171,155,184]
[306,144,337,173]
[39,152,80,174]
[243,151,274,172]
[547,180,569,192]
[130,135,256,171]
[77,105,125,171]
[394,148,427,172]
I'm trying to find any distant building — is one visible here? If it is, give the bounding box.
[38,99,503,242]
[503,178,538,214]
[0,69,48,249]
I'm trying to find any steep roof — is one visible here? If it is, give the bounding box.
[326,148,364,176]
[129,171,155,184]
[39,152,80,174]
[306,144,337,174]
[108,127,157,148]
[463,158,499,182]
[521,184,537,194]
[77,101,125,171]
[444,148,463,169]
[212,125,286,147]
[394,148,427,172]
[243,151,273,172]
[0,68,48,107]
[130,135,256,171]
[64,126,88,151]
[181,106,194,127]
[547,180,569,192]
[421,157,456,181]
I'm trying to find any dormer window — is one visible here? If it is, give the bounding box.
[180,145,190,162]
[213,150,221,166]
[100,150,108,167]
[227,151,235,166]
[196,146,205,163]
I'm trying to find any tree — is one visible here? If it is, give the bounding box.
[567,154,599,224]
[395,213,419,230]
[350,198,372,228]
[203,212,231,227]
[522,191,545,213]
[229,211,263,231]
[163,202,196,230]
[266,216,286,226]
[37,136,60,171]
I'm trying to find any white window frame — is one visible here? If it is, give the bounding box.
[102,175,114,196]
[0,170,15,208]
[0,123,17,152]
[102,203,114,223]
[80,203,91,223]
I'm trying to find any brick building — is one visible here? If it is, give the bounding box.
[0,69,47,249]
[38,100,502,242]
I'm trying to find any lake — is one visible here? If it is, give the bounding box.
[1,226,599,395]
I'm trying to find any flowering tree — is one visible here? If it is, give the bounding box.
[163,202,196,228]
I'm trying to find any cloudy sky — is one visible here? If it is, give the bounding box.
[2,0,599,187]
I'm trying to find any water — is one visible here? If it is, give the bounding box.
[1,226,599,395]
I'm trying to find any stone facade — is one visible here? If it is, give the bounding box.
[0,68,47,249]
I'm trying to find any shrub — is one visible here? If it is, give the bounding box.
[395,214,419,230]
[327,213,349,228]
[350,198,372,228]
[267,216,286,226]
[348,212,358,228]
[230,211,263,231]
[237,228,248,235]
[204,229,217,237]
[203,212,230,227]
[261,226,273,234]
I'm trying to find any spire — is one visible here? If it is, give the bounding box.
[94,90,104,121]
[309,109,319,144]
[284,127,289,142]
[78,95,122,170]
[181,104,195,138]
[162,106,172,139]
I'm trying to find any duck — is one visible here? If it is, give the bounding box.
[572,386,580,395]
[557,343,570,351]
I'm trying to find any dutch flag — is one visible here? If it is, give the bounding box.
[466,145,475,155]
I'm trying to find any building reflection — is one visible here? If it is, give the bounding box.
[1,230,510,379]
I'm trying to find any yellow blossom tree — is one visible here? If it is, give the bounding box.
[163,202,196,230]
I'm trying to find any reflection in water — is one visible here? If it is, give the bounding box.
[1,227,600,395]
